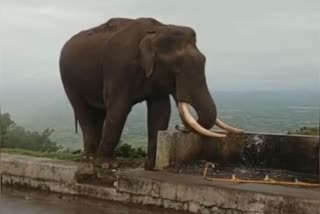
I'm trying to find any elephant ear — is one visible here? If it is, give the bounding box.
[139,32,156,78]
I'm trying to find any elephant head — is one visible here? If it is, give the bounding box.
[139,24,242,137]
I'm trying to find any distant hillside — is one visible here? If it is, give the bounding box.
[2,89,319,150]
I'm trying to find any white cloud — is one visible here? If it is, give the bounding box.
[1,0,319,92]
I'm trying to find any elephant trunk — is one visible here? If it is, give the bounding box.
[190,87,217,129]
[175,77,226,137]
[175,77,243,137]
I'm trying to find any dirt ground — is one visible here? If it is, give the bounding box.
[78,158,319,186]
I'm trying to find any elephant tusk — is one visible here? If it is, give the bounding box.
[178,102,226,138]
[215,118,244,133]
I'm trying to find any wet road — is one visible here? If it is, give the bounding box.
[0,187,186,214]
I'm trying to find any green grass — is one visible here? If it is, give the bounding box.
[288,127,319,135]
[0,143,147,160]
[1,148,81,161]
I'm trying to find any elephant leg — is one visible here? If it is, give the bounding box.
[145,95,171,170]
[63,87,105,157]
[77,107,105,158]
[96,98,131,162]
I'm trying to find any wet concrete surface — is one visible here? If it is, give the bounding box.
[121,169,320,200]
[0,187,186,214]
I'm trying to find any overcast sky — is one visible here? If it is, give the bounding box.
[1,0,319,94]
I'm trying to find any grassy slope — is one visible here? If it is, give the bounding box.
[2,126,318,161]
[3,91,319,151]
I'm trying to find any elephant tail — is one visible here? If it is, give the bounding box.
[74,114,78,134]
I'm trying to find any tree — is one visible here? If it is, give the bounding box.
[0,113,15,145]
[1,112,61,152]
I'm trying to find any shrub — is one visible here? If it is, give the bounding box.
[115,142,146,158]
[288,127,319,135]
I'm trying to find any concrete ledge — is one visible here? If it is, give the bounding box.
[1,154,320,213]
[118,170,320,214]
[1,174,79,194]
[0,153,93,183]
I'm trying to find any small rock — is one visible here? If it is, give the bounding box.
[111,162,119,169]
[101,163,110,169]
[24,196,32,200]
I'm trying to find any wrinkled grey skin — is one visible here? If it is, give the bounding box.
[59,17,217,169]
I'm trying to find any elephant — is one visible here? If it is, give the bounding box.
[59,17,242,169]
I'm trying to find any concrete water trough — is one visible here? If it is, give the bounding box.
[1,131,320,214]
[156,131,319,182]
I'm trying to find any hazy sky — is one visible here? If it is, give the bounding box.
[1,0,319,93]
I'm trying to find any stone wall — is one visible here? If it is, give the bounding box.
[1,153,320,214]
[118,170,320,214]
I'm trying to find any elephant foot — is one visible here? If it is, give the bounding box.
[95,157,119,169]
[80,153,95,162]
[144,159,156,171]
